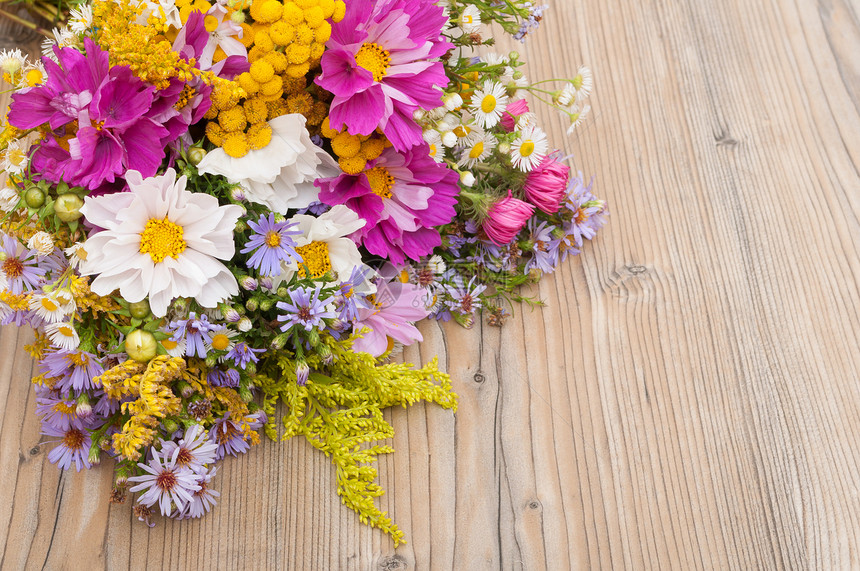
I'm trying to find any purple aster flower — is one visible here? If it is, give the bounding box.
[316,144,459,265]
[443,276,486,316]
[316,0,452,151]
[207,366,241,387]
[35,386,86,431]
[225,342,264,369]
[39,349,104,392]
[523,220,559,274]
[12,39,170,190]
[337,265,374,322]
[160,424,218,474]
[42,424,93,471]
[209,411,265,460]
[169,312,213,358]
[240,213,301,276]
[563,175,607,248]
[128,447,202,516]
[351,274,429,356]
[173,467,220,519]
[513,3,549,41]
[276,285,337,332]
[0,233,47,294]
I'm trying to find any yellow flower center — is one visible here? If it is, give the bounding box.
[162,339,178,350]
[204,14,219,32]
[57,324,75,338]
[6,148,26,166]
[53,401,78,415]
[365,166,395,199]
[40,298,60,312]
[355,42,390,82]
[25,68,43,86]
[294,241,332,279]
[139,218,187,263]
[428,143,437,157]
[173,84,196,111]
[211,333,231,351]
[452,125,470,138]
[519,140,535,157]
[62,428,86,450]
[265,230,281,248]
[469,141,484,159]
[2,257,23,278]
[481,94,496,113]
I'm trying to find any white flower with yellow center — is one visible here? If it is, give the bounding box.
[566,104,591,136]
[0,177,20,212]
[510,125,548,172]
[29,290,75,323]
[27,231,54,257]
[273,205,371,289]
[206,326,238,354]
[64,242,87,270]
[78,169,243,318]
[17,60,46,88]
[45,320,80,351]
[68,5,94,34]
[2,139,28,175]
[458,5,482,34]
[197,114,339,214]
[0,48,25,75]
[452,121,484,150]
[470,81,509,129]
[458,131,496,169]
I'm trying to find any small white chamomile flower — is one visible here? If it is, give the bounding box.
[27,231,54,257]
[470,81,509,129]
[441,92,463,111]
[206,326,238,354]
[45,321,80,351]
[0,180,20,213]
[17,60,46,88]
[452,122,484,149]
[459,170,475,187]
[1,139,28,175]
[458,5,481,33]
[28,291,74,323]
[571,66,593,103]
[0,48,25,75]
[566,104,591,136]
[510,125,548,172]
[64,242,88,270]
[68,5,94,34]
[458,132,496,169]
[441,131,458,147]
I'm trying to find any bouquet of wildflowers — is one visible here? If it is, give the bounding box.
[0,0,605,545]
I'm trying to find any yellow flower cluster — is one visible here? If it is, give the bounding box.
[204,0,344,157]
[24,331,51,361]
[320,116,392,175]
[69,275,122,317]
[96,356,185,461]
[93,0,244,98]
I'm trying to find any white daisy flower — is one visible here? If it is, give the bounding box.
[556,86,576,107]
[572,66,593,103]
[45,321,80,350]
[458,5,481,33]
[2,139,29,175]
[160,327,187,358]
[482,52,508,66]
[459,170,475,186]
[427,141,444,163]
[422,129,442,147]
[274,205,368,287]
[510,125,549,171]
[68,5,94,34]
[28,290,74,323]
[78,168,244,317]
[0,48,25,75]
[427,255,446,275]
[27,231,54,257]
[440,130,458,147]
[441,92,463,111]
[41,27,76,60]
[206,325,238,354]
[566,104,591,136]
[0,179,20,212]
[470,81,509,129]
[452,121,484,150]
[17,59,46,88]
[64,242,88,270]
[197,114,339,214]
[458,131,496,168]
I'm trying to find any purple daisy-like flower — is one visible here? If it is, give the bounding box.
[562,175,607,248]
[351,272,429,356]
[35,386,87,431]
[39,349,104,393]
[0,233,47,294]
[337,265,374,322]
[316,0,452,151]
[42,423,93,471]
[128,447,202,516]
[11,39,170,190]
[276,285,337,332]
[443,276,487,316]
[160,424,218,474]
[225,342,265,369]
[523,220,559,274]
[169,312,213,358]
[207,367,241,387]
[316,144,459,265]
[173,467,220,519]
[240,213,301,276]
[209,411,266,460]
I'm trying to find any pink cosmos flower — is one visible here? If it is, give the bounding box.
[351,273,429,356]
[482,191,535,245]
[500,99,530,132]
[316,0,452,151]
[315,143,459,265]
[522,154,570,214]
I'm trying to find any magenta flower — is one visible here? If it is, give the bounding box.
[10,39,169,190]
[482,191,535,245]
[351,274,429,356]
[316,144,459,265]
[316,0,452,151]
[522,154,570,214]
[500,99,530,132]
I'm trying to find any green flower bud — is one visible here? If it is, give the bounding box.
[187,147,207,165]
[54,194,84,222]
[125,329,158,362]
[24,187,45,208]
[128,299,150,319]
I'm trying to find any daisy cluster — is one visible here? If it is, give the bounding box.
[0,0,604,535]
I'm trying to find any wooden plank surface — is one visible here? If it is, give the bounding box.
[2,0,860,568]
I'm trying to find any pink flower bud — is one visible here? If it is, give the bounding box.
[500,99,530,132]
[482,190,535,245]
[523,154,570,213]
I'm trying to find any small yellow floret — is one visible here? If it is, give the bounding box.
[309,42,325,62]
[332,0,346,22]
[303,5,324,26]
[244,98,269,123]
[286,43,310,64]
[205,122,227,145]
[286,91,312,115]
[295,0,317,9]
[223,131,249,157]
[237,71,261,95]
[282,2,304,25]
[266,98,289,119]
[269,21,295,45]
[306,101,327,126]
[264,50,288,72]
[339,155,366,175]
[254,29,274,52]
[247,123,273,149]
[360,138,385,161]
[257,0,283,23]
[320,116,338,138]
[204,14,220,32]
[249,59,275,83]
[260,75,283,96]
[211,82,241,110]
[219,106,247,132]
[314,21,331,43]
[24,69,44,86]
[286,62,310,78]
[294,23,314,44]
[282,75,306,94]
[319,0,335,18]
[331,132,361,158]
[239,23,256,47]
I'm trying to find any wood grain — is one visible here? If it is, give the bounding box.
[2,0,860,568]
